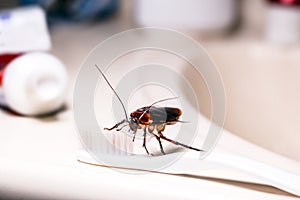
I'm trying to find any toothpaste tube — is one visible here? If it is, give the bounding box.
[0,52,68,116]
[0,6,67,116]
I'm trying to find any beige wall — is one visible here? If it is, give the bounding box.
[202,41,300,161]
[197,0,300,161]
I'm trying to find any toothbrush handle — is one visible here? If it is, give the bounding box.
[206,153,300,197]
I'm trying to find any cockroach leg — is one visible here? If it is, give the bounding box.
[132,128,137,142]
[116,124,128,131]
[156,124,166,132]
[142,127,150,155]
[104,119,127,131]
[158,133,202,152]
[151,132,165,155]
[147,124,155,133]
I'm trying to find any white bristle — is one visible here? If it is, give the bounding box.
[104,131,133,156]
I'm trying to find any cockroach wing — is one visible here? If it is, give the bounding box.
[148,106,182,124]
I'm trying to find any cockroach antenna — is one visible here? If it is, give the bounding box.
[94,64,128,121]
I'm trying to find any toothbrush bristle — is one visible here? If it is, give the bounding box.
[105,132,133,156]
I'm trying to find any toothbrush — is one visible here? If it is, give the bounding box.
[78,133,300,197]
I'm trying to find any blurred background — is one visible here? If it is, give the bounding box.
[1,0,300,162]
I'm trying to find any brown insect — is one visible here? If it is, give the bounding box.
[95,65,202,155]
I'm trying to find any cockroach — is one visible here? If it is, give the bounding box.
[95,64,202,155]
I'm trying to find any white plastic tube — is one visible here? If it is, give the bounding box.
[0,52,68,116]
